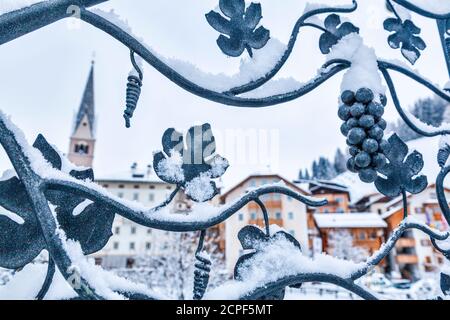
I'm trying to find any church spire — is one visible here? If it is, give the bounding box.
[68,61,97,168]
[73,61,95,136]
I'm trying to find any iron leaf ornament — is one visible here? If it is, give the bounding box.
[441,272,450,296]
[234,225,302,300]
[383,18,426,65]
[438,141,450,168]
[319,14,359,54]
[153,123,229,202]
[205,0,270,57]
[0,176,46,269]
[375,133,427,198]
[0,135,115,269]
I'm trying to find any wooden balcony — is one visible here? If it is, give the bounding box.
[396,238,416,248]
[396,254,419,265]
[353,239,382,247]
[248,200,282,210]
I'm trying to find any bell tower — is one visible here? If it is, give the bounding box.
[68,62,96,168]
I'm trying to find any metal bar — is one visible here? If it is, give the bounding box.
[437,19,450,79]
[0,0,108,45]
[45,178,328,232]
[79,9,350,108]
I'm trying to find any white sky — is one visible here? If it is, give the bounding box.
[0,0,448,189]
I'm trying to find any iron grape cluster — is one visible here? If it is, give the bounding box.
[338,88,388,183]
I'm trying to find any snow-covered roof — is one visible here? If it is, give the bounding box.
[381,205,403,219]
[365,194,388,206]
[333,136,446,204]
[314,213,387,229]
[309,180,349,193]
[423,199,439,204]
[384,196,403,210]
[95,167,165,184]
[293,182,310,193]
[221,173,309,199]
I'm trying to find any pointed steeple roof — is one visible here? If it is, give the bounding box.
[74,62,95,136]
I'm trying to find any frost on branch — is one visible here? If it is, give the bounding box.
[153,123,229,202]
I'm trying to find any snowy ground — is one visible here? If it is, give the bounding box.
[285,285,362,300]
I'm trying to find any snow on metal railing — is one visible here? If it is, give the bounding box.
[0,0,450,300]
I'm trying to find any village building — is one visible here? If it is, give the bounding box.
[220,174,310,273]
[373,185,450,280]
[312,213,386,258]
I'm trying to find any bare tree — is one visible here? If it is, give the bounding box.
[328,230,369,263]
[115,232,228,299]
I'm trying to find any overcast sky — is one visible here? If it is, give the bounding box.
[0,0,448,189]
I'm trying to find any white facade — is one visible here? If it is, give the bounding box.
[380,186,450,278]
[91,165,182,268]
[404,187,449,276]
[222,175,309,273]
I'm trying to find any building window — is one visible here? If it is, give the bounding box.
[359,231,366,240]
[102,184,109,188]
[134,185,140,189]
[377,209,382,215]
[337,208,344,213]
[133,193,139,201]
[126,258,135,269]
[130,242,135,250]
[250,212,257,220]
[421,239,432,247]
[147,229,152,235]
[324,209,329,213]
[262,179,268,185]
[149,185,155,189]
[249,180,256,187]
[94,258,102,266]
[425,256,432,264]
[273,194,281,200]
[167,186,172,190]
[287,196,293,202]
[113,242,119,250]
[335,197,343,203]
[146,242,151,250]
[118,184,125,189]
[149,193,155,202]
[288,212,294,220]
[131,227,136,235]
[238,213,244,221]
[118,192,124,198]
[115,227,120,235]
[74,143,89,155]
[275,212,282,219]
[289,230,295,236]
